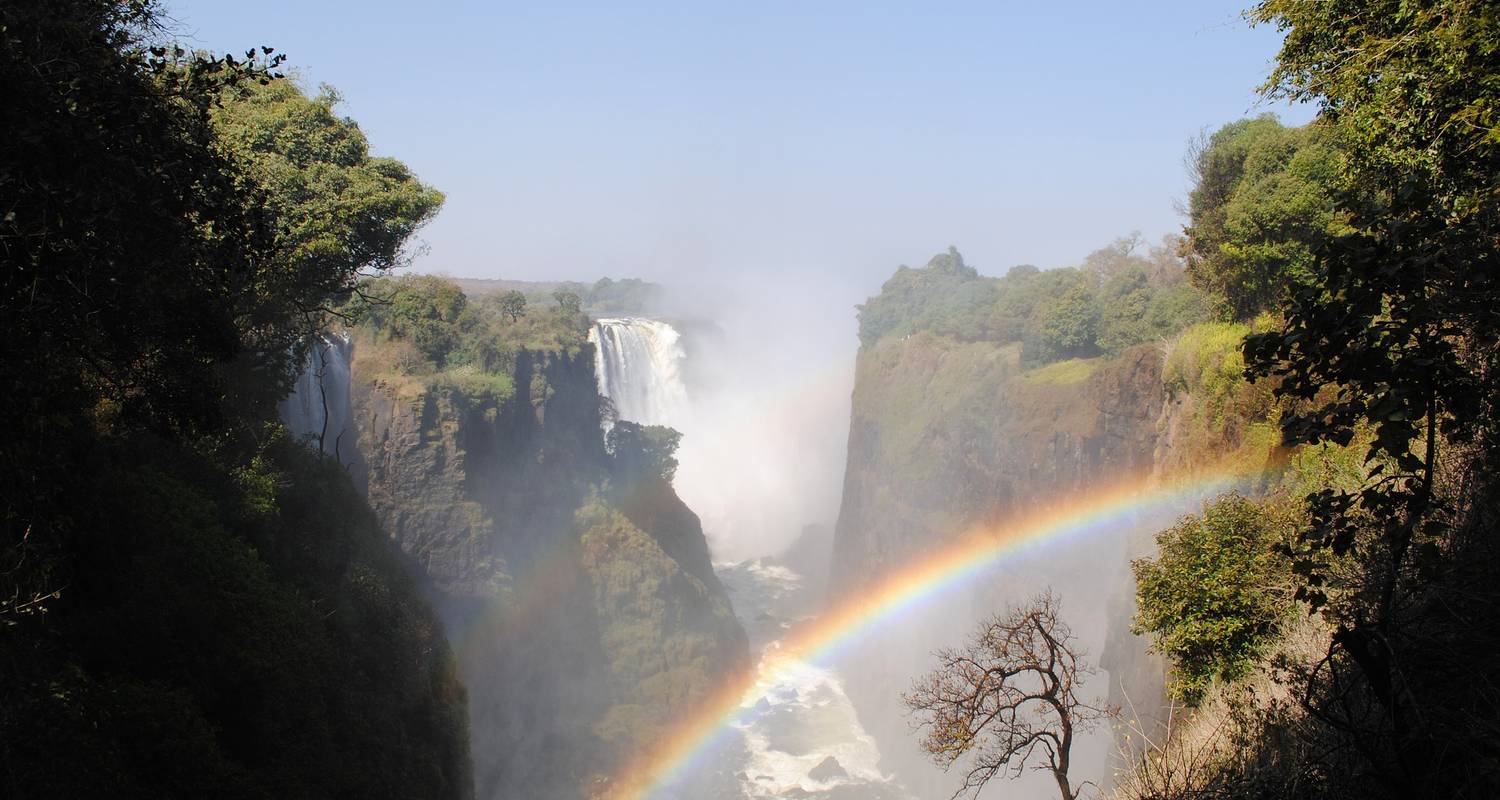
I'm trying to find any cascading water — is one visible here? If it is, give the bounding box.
[279,331,353,458]
[588,318,689,429]
[586,314,908,799]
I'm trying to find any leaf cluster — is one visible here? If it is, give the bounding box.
[1132,494,1297,705]
[1182,115,1348,320]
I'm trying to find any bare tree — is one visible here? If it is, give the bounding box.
[904,591,1115,800]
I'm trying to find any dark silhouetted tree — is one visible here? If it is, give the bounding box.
[905,591,1113,800]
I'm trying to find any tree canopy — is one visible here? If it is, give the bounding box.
[1182,115,1346,320]
[0,4,469,795]
[857,239,1209,363]
[1132,494,1295,705]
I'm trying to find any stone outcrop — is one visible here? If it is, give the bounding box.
[346,346,746,800]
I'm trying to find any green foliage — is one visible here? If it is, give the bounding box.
[497,290,527,322]
[856,247,996,345]
[1133,494,1295,705]
[1029,273,1100,362]
[1235,7,1500,791]
[608,422,683,484]
[1163,322,1251,397]
[1158,321,1279,475]
[212,79,444,337]
[0,0,280,441]
[552,290,583,314]
[349,274,588,403]
[370,275,470,366]
[1019,357,1100,387]
[574,489,743,757]
[0,4,469,795]
[1097,270,1214,356]
[1183,115,1345,320]
[857,240,1210,365]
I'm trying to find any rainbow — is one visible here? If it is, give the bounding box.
[607,467,1261,798]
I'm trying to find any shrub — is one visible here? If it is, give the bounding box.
[1133,493,1296,705]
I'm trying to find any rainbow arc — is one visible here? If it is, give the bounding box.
[608,468,1257,799]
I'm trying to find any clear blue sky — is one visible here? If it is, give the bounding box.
[168,0,1313,291]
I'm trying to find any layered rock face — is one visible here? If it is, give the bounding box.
[827,255,1279,796]
[347,348,745,800]
[828,333,1170,795]
[832,335,1165,590]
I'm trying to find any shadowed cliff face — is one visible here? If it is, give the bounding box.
[827,333,1175,797]
[347,346,746,800]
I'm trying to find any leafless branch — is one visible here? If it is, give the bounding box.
[905,590,1117,800]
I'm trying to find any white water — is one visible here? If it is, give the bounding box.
[279,332,353,459]
[589,316,902,799]
[712,560,912,800]
[588,318,689,429]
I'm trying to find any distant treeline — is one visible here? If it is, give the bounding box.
[857,113,1339,370]
[448,276,663,314]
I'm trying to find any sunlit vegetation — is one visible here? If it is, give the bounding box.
[344,274,590,402]
[1182,115,1347,320]
[1115,2,1500,798]
[1132,494,1297,705]
[857,238,1212,365]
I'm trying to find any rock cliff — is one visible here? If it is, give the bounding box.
[828,252,1280,795]
[347,345,746,799]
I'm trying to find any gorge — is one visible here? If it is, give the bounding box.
[277,254,1275,800]
[13,5,1498,799]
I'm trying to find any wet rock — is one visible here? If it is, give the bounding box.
[808,756,848,782]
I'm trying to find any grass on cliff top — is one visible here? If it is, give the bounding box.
[1019,356,1101,386]
[352,333,520,404]
[1156,319,1282,478]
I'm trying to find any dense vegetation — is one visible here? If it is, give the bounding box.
[345,274,590,403]
[856,239,1211,366]
[1181,115,1346,320]
[866,6,1499,799]
[1132,494,1295,705]
[1121,3,1500,798]
[0,3,468,796]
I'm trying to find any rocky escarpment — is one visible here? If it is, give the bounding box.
[832,335,1165,590]
[348,347,746,800]
[828,253,1282,796]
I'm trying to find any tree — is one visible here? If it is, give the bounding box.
[375,275,470,367]
[1240,1,1500,794]
[1026,276,1099,363]
[607,421,681,484]
[1182,115,1345,320]
[553,290,583,314]
[905,591,1113,800]
[211,78,444,407]
[0,3,470,795]
[1132,494,1294,705]
[498,289,528,322]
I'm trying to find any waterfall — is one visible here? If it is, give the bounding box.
[588,318,689,429]
[279,331,353,458]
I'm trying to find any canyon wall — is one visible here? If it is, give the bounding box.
[343,341,745,799]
